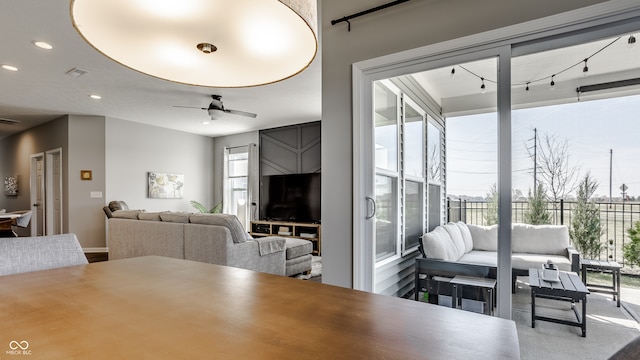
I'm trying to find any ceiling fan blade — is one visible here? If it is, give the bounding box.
[173,105,208,110]
[225,109,257,118]
[0,117,20,125]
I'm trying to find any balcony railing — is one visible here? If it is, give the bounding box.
[447,198,640,268]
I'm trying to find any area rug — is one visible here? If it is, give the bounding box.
[295,256,321,280]
[513,278,640,360]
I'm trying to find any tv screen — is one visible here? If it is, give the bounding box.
[260,173,321,223]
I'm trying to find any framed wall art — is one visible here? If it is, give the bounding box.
[4,176,18,196]
[148,172,184,199]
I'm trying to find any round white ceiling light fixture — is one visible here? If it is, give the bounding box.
[70,0,317,88]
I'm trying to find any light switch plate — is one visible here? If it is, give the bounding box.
[90,191,103,198]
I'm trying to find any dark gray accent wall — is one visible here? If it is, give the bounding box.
[260,121,321,176]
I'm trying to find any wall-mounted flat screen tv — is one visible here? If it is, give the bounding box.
[260,173,321,223]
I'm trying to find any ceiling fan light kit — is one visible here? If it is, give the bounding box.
[70,0,318,87]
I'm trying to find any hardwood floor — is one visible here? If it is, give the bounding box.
[85,252,108,263]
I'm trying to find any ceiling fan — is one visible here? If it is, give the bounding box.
[174,95,257,120]
[0,117,21,125]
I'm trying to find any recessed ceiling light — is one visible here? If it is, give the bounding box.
[33,41,53,50]
[2,65,18,71]
[201,120,210,125]
[89,94,102,100]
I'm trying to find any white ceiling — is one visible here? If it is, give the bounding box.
[412,33,640,116]
[2,1,638,140]
[0,0,321,139]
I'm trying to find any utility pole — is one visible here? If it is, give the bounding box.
[533,128,537,196]
[609,149,613,202]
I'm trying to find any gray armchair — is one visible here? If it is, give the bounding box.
[0,233,88,276]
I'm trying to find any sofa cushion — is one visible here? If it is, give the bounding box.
[189,214,247,243]
[467,224,498,251]
[458,250,498,267]
[423,227,459,261]
[284,238,312,259]
[511,253,572,272]
[160,212,191,223]
[455,222,474,253]
[512,223,569,255]
[138,212,163,221]
[443,223,466,257]
[111,210,142,219]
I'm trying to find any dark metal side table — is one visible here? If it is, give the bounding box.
[581,259,622,307]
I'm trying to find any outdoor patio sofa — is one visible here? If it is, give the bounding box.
[418,221,581,292]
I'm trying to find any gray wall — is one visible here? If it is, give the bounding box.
[105,118,215,214]
[0,117,68,217]
[0,116,108,247]
[68,115,106,248]
[320,0,606,288]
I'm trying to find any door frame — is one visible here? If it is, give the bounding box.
[45,148,63,235]
[353,0,640,319]
[29,153,45,236]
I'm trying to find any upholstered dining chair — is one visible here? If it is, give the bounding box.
[0,233,88,276]
[10,210,32,236]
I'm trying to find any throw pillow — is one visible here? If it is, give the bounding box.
[189,214,248,243]
[455,221,474,253]
[160,212,191,223]
[111,210,142,219]
[467,224,498,251]
[138,212,163,221]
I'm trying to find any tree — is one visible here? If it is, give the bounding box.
[527,132,579,204]
[623,221,640,268]
[524,183,551,225]
[570,173,603,259]
[484,183,498,225]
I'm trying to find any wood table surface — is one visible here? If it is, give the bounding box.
[0,256,520,359]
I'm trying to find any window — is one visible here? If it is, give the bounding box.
[427,120,442,231]
[224,145,258,230]
[374,80,438,262]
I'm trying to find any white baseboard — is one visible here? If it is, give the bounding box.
[83,247,108,253]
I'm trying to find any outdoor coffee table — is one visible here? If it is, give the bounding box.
[581,259,622,307]
[529,267,590,337]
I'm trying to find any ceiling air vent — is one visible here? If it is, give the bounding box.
[65,67,88,78]
[0,117,20,125]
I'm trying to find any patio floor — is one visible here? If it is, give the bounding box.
[515,278,640,360]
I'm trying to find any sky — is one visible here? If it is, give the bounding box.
[446,93,640,199]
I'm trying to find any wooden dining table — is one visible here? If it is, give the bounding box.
[0,256,520,359]
[0,213,20,237]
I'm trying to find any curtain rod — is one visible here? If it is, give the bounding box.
[330,0,410,32]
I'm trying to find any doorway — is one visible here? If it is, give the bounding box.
[353,4,640,320]
[30,148,63,236]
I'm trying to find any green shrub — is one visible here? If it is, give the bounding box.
[524,183,551,225]
[624,221,640,268]
[569,173,603,259]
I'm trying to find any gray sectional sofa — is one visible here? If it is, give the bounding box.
[108,211,312,276]
[419,221,581,280]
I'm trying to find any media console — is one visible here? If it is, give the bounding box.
[250,220,321,256]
